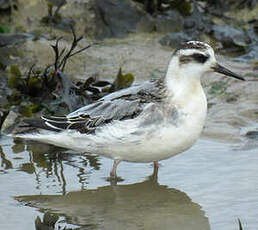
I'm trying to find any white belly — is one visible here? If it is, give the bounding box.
[82,102,207,162]
[103,115,206,162]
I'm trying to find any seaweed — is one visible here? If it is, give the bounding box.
[4,27,135,117]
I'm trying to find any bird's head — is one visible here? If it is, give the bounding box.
[168,41,245,81]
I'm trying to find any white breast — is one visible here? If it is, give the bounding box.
[82,85,208,162]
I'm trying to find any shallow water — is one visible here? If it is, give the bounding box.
[0,135,258,230]
[1,1,258,229]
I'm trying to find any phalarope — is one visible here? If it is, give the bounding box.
[14,41,245,179]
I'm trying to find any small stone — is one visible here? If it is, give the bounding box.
[92,0,144,39]
[0,33,29,47]
[245,131,258,140]
[1,109,20,134]
[159,32,193,48]
[234,45,258,62]
[211,25,251,48]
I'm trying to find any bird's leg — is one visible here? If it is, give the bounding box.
[153,161,159,171]
[147,161,159,181]
[110,159,121,179]
[153,161,159,178]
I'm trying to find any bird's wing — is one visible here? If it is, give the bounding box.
[31,79,166,134]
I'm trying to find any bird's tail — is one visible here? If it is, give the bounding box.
[8,117,70,149]
[8,116,93,152]
[12,129,83,152]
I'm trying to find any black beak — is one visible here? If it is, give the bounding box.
[212,63,245,81]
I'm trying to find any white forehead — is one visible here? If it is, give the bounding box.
[179,48,214,56]
[176,41,215,57]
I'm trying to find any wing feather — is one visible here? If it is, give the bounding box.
[24,79,166,134]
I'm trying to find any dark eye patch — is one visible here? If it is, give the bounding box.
[179,53,210,65]
[179,55,192,64]
[191,53,209,63]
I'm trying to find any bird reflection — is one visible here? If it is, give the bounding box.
[0,138,101,194]
[2,137,210,229]
[16,177,210,230]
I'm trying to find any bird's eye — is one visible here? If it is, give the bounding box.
[192,53,209,63]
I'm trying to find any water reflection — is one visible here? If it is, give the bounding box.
[0,145,13,171]
[3,136,256,230]
[16,178,210,230]
[0,138,101,194]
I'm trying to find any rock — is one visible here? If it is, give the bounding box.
[159,32,193,48]
[1,109,20,134]
[0,0,17,10]
[137,9,184,34]
[0,109,8,130]
[183,0,212,33]
[233,44,258,62]
[184,16,207,32]
[232,27,258,62]
[92,0,145,39]
[155,10,183,33]
[136,14,155,33]
[0,47,18,69]
[211,25,251,48]
[0,33,33,47]
[245,130,258,140]
[159,2,212,48]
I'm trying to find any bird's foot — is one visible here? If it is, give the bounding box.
[106,174,124,185]
[106,159,123,184]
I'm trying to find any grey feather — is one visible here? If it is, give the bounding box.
[37,78,171,134]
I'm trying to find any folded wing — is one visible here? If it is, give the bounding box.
[23,79,166,134]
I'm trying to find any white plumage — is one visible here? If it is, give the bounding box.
[13,41,244,179]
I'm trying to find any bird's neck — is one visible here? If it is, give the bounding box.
[165,60,204,107]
